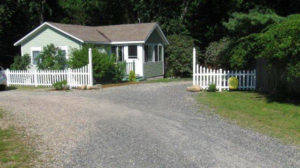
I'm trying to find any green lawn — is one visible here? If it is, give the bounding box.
[197,91,300,146]
[144,77,191,83]
[0,109,36,168]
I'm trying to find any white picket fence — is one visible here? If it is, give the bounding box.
[126,61,135,75]
[5,48,93,88]
[192,48,256,91]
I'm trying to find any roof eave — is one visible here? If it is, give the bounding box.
[86,41,145,45]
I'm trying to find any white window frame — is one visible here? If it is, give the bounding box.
[158,44,163,62]
[116,46,124,62]
[30,47,41,66]
[128,45,138,59]
[58,46,69,59]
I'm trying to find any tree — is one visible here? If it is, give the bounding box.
[165,34,195,77]
[223,7,284,38]
[204,37,231,68]
[256,14,300,81]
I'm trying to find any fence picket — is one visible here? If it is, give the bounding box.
[193,66,256,91]
[5,48,93,89]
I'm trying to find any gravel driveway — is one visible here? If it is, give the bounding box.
[0,82,299,168]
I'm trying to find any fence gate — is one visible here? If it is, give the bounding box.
[5,48,93,88]
[192,48,256,91]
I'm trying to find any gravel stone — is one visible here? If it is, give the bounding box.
[0,81,299,168]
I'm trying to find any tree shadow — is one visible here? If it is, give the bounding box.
[259,91,300,106]
[1,86,17,92]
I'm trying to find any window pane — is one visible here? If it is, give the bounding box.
[155,46,158,62]
[128,45,137,59]
[159,46,162,61]
[144,45,148,62]
[148,45,153,62]
[111,46,116,55]
[118,46,124,62]
[32,51,40,65]
[61,50,66,58]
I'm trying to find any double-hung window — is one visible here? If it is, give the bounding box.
[31,47,41,65]
[59,46,68,59]
[128,45,137,59]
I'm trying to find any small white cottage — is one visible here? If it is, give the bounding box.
[14,22,169,78]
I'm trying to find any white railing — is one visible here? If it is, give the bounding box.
[192,48,256,91]
[126,61,135,75]
[5,48,93,88]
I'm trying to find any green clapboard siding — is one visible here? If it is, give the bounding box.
[143,62,163,78]
[21,26,82,56]
[145,29,163,44]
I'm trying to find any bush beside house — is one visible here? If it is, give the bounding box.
[36,44,67,70]
[10,54,30,70]
[68,45,125,83]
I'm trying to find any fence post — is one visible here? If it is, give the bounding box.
[5,69,10,86]
[254,69,256,90]
[67,68,72,89]
[88,48,93,86]
[193,47,196,85]
[133,60,135,73]
[34,69,37,87]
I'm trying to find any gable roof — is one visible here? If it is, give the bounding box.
[14,22,169,46]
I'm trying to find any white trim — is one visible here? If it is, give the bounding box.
[21,46,24,56]
[87,41,145,45]
[30,47,41,66]
[14,22,84,46]
[111,41,145,44]
[59,46,69,59]
[144,24,169,45]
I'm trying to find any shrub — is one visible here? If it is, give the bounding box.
[68,45,125,83]
[10,54,30,70]
[228,77,239,90]
[52,80,68,90]
[205,38,231,68]
[207,84,217,92]
[128,70,136,82]
[165,34,195,77]
[36,44,67,70]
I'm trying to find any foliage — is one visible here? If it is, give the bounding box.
[223,7,284,38]
[68,46,125,83]
[36,44,67,70]
[128,70,136,82]
[52,80,68,90]
[197,91,300,145]
[207,84,217,92]
[165,34,195,77]
[2,0,300,69]
[228,77,239,90]
[222,34,259,69]
[10,54,30,70]
[204,38,231,68]
[255,14,300,81]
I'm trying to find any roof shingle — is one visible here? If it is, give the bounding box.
[47,22,157,43]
